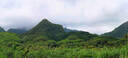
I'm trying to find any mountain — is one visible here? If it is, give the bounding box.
[7,28,28,34]
[64,28,78,32]
[103,21,128,38]
[0,27,5,32]
[21,19,65,41]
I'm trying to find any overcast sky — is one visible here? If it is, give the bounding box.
[0,0,128,34]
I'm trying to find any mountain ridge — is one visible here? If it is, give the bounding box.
[7,28,28,34]
[103,21,128,38]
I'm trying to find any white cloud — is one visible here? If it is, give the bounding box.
[0,0,128,34]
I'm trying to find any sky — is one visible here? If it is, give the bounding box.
[0,0,128,34]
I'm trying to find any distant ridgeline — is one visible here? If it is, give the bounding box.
[7,28,28,34]
[1,18,128,39]
[103,21,128,38]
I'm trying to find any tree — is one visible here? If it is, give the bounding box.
[124,33,128,39]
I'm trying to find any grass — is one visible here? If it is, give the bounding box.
[0,45,128,58]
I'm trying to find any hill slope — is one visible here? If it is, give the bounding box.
[103,21,128,38]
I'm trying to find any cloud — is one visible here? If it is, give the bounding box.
[0,0,128,34]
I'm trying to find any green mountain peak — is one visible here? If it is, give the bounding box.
[21,18,65,41]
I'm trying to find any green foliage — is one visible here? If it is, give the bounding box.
[86,36,119,48]
[1,32,128,58]
[0,32,21,47]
